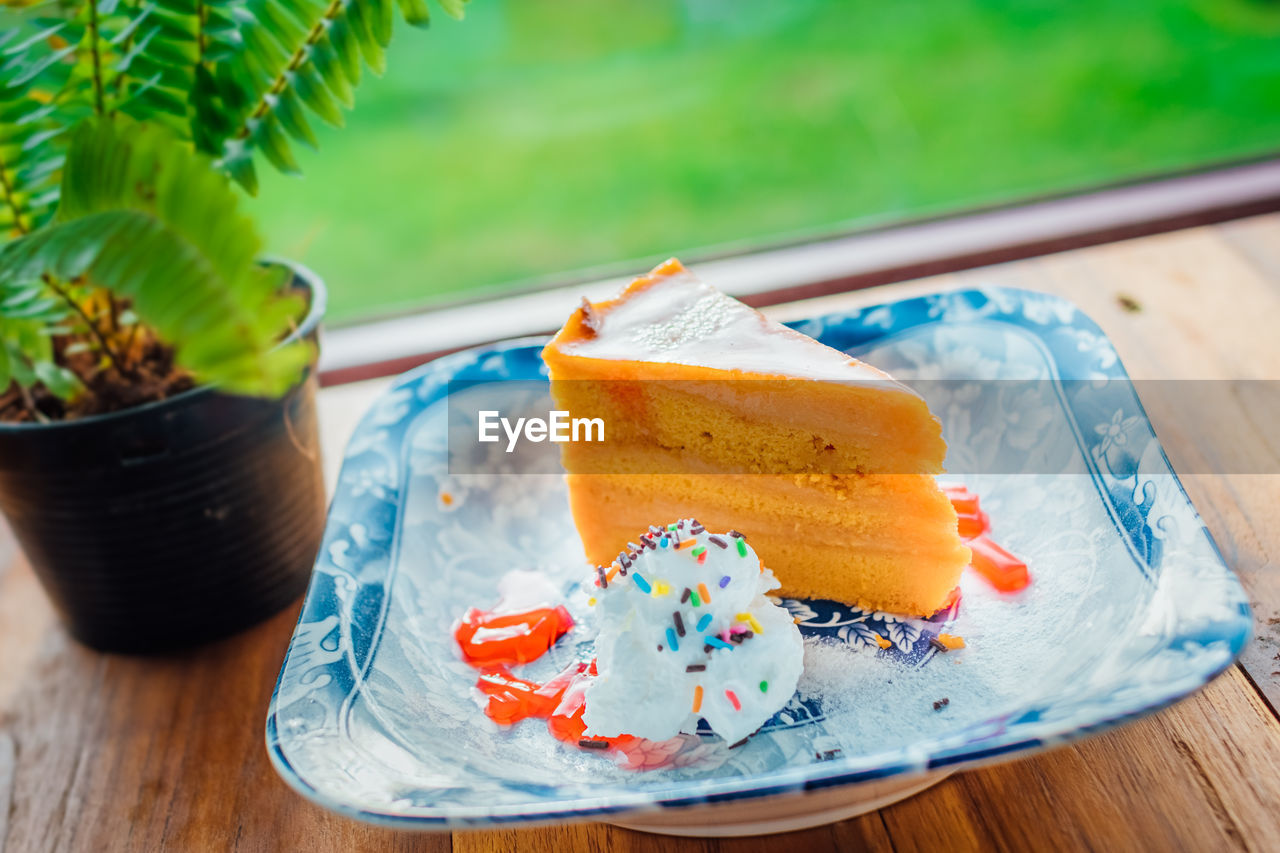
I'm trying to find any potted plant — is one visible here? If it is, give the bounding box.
[0,0,467,652]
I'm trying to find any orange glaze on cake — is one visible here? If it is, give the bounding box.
[542,259,970,616]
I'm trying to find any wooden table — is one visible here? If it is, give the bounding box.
[3,215,1280,852]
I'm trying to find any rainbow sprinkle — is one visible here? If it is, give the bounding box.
[692,686,703,712]
[719,575,731,588]
[736,612,764,634]
[659,537,669,548]
[705,636,733,651]
[691,546,706,558]
[725,689,741,711]
[665,627,679,651]
[698,583,712,604]
[696,613,712,632]
[632,573,652,594]
[736,539,748,557]
[676,539,695,551]
[759,680,768,693]
[653,581,671,597]
[690,590,702,607]
[588,597,596,606]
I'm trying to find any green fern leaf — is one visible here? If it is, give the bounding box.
[0,0,214,229]
[0,87,65,240]
[0,308,76,398]
[240,15,291,71]
[255,0,311,48]
[273,87,319,149]
[396,0,431,28]
[34,359,80,398]
[292,65,345,127]
[0,300,75,395]
[5,43,79,90]
[218,143,259,194]
[365,0,395,49]
[251,112,301,174]
[0,118,309,396]
[212,55,259,114]
[190,63,234,152]
[310,37,355,107]
[137,0,467,190]
[436,0,468,20]
[327,15,363,85]
[345,0,388,74]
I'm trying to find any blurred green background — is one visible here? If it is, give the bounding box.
[249,0,1280,323]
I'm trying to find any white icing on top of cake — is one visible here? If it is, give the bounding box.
[581,520,804,745]
[562,269,913,391]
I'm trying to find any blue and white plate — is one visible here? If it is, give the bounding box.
[266,287,1250,836]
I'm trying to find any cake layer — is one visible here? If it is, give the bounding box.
[550,377,944,476]
[566,471,968,615]
[558,444,960,535]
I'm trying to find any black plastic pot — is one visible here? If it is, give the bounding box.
[0,261,328,653]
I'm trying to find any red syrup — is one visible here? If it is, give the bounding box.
[944,484,1030,593]
[453,594,639,757]
[453,604,575,666]
[474,657,641,757]
[476,660,590,725]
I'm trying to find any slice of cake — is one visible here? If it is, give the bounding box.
[542,259,969,616]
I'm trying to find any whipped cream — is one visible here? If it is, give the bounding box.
[581,520,804,745]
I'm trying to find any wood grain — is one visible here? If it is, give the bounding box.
[3,216,1280,852]
[0,732,13,853]
[1218,216,1280,291]
[0,571,452,853]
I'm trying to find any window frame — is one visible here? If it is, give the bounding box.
[319,157,1280,386]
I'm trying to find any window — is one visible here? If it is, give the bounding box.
[249,0,1280,324]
